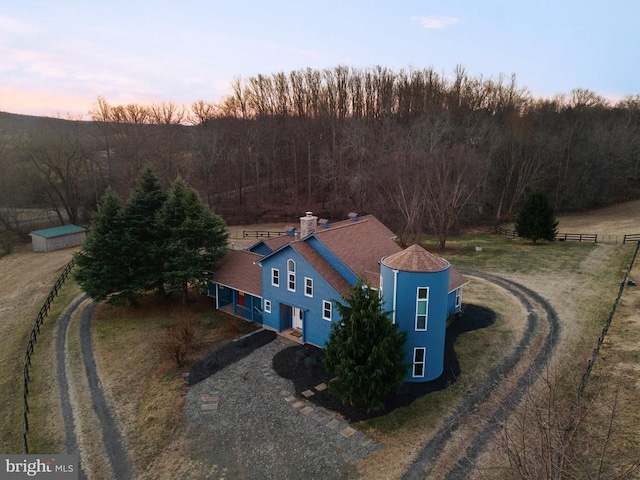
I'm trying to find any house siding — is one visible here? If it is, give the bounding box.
[260,246,342,347]
[249,242,273,256]
[447,288,463,315]
[32,231,86,252]
[380,262,450,382]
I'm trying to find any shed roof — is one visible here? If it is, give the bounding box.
[30,224,86,239]
[213,249,262,297]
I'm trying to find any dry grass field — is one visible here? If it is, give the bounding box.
[556,199,640,235]
[0,244,77,453]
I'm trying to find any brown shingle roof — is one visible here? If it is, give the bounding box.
[291,243,351,297]
[213,249,262,297]
[261,234,296,251]
[448,266,469,292]
[313,215,401,289]
[382,244,448,272]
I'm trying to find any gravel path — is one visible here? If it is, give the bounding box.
[183,336,380,480]
[79,302,134,480]
[57,298,134,480]
[56,294,88,480]
[402,270,561,480]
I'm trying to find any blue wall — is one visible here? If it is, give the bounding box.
[249,242,273,256]
[260,245,342,347]
[380,262,450,382]
[447,288,463,316]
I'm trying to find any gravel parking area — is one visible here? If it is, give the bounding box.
[183,336,379,480]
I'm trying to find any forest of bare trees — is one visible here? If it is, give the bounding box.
[1,65,639,244]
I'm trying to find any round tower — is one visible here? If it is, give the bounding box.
[381,244,450,382]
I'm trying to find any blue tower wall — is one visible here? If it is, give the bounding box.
[380,261,450,382]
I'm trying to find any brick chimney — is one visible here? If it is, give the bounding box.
[300,211,318,238]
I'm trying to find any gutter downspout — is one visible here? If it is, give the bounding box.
[392,269,398,324]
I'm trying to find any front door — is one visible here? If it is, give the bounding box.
[292,307,303,331]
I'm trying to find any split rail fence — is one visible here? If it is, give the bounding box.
[496,224,640,244]
[575,240,640,403]
[22,258,75,453]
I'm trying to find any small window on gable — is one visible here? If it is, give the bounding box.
[287,259,296,292]
[322,300,332,321]
[271,268,279,287]
[413,347,426,377]
[264,299,271,313]
[455,288,462,308]
[305,277,313,297]
[416,287,429,331]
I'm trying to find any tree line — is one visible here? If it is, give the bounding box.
[1,65,639,245]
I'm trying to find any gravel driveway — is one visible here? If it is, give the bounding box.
[183,336,379,480]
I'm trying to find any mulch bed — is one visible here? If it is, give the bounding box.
[272,304,496,422]
[188,329,277,386]
[188,304,495,422]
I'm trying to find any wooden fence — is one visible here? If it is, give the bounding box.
[555,233,597,243]
[574,239,640,405]
[22,258,75,453]
[243,230,289,239]
[624,233,640,244]
[496,225,598,243]
[496,225,518,238]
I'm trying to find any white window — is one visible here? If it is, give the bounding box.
[305,277,313,297]
[416,287,429,330]
[455,288,462,308]
[271,268,279,287]
[264,299,271,313]
[322,300,332,321]
[413,347,426,377]
[287,259,296,292]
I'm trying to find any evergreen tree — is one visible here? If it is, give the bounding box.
[323,280,408,411]
[157,178,228,302]
[124,166,167,294]
[74,188,138,304]
[515,191,559,243]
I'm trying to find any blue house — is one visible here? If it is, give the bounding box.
[208,213,469,383]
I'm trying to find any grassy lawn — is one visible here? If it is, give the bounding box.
[91,294,257,476]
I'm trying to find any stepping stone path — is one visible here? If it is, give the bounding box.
[200,394,219,411]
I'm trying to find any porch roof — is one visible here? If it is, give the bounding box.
[213,249,263,297]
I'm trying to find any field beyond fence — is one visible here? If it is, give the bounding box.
[22,259,75,453]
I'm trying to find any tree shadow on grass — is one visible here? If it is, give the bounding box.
[272,304,496,422]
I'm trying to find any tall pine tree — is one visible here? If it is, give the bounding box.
[157,178,228,302]
[323,280,408,411]
[515,191,559,244]
[124,166,167,295]
[74,188,139,304]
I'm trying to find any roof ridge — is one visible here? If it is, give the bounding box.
[313,215,372,234]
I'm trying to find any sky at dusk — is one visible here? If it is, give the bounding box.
[1,0,639,118]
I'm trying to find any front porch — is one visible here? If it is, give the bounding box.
[219,304,303,345]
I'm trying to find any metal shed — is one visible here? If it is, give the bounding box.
[29,224,87,252]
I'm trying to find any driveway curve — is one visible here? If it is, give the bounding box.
[402,270,561,480]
